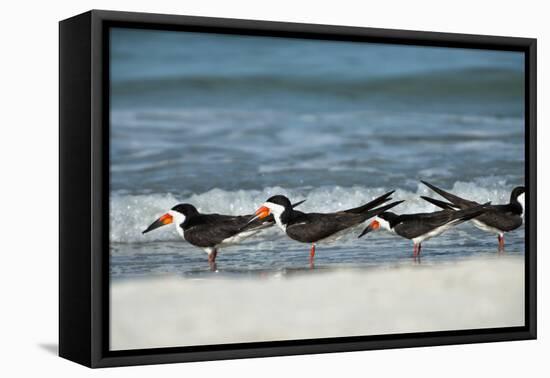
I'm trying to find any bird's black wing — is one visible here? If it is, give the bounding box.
[393,204,488,240]
[343,190,395,214]
[183,213,264,247]
[285,201,403,243]
[422,181,479,209]
[357,200,404,222]
[393,211,456,239]
[421,196,459,210]
[285,212,366,243]
[475,205,523,232]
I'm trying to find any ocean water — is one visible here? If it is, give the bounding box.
[109,28,525,279]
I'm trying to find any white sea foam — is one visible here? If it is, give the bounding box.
[110,179,521,244]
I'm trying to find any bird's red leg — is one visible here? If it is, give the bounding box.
[416,244,422,263]
[498,235,505,252]
[208,249,218,271]
[309,244,316,269]
[413,244,418,258]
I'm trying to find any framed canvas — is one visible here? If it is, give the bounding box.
[59,10,537,368]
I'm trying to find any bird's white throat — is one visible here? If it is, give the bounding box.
[375,216,393,232]
[264,202,287,231]
[169,210,186,239]
[517,192,525,218]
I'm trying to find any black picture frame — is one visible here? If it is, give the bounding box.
[59,9,537,368]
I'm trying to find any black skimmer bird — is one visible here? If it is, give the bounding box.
[249,191,403,267]
[143,200,305,270]
[421,181,525,251]
[358,203,489,258]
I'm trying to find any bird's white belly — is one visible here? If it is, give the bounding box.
[186,229,260,255]
[217,230,260,248]
[412,223,454,245]
[472,219,503,235]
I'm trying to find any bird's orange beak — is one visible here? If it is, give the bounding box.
[358,219,380,238]
[255,206,271,220]
[246,205,271,225]
[142,213,173,234]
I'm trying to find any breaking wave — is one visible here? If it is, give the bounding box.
[110,179,520,244]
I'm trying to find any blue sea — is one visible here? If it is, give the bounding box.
[109,27,525,279]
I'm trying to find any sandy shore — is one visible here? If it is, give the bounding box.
[110,257,524,350]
